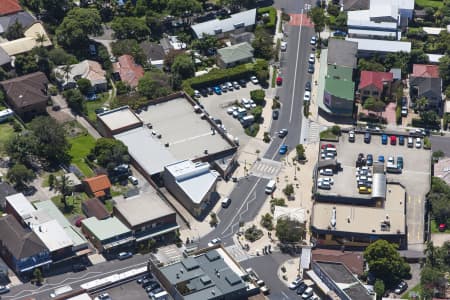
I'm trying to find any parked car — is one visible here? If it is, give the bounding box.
[200,88,208,97]
[415,137,422,148]
[348,131,355,142]
[279,144,288,155]
[321,143,335,149]
[318,177,334,185]
[208,238,222,247]
[407,137,414,147]
[399,135,405,145]
[319,168,333,176]
[302,287,314,299]
[239,79,247,87]
[388,156,394,164]
[296,283,308,295]
[308,63,315,73]
[276,76,283,85]
[305,81,311,91]
[280,41,287,51]
[226,82,233,91]
[250,76,259,84]
[401,106,408,117]
[289,278,303,290]
[233,81,240,89]
[220,83,228,92]
[213,86,222,95]
[128,175,138,185]
[98,293,110,300]
[397,156,404,169]
[278,129,288,138]
[439,223,447,232]
[333,30,347,37]
[308,53,315,64]
[364,132,371,143]
[303,91,311,101]
[390,135,397,145]
[378,155,385,162]
[381,134,388,145]
[75,216,84,227]
[272,110,279,120]
[207,87,214,95]
[394,281,408,294]
[0,285,10,294]
[194,90,201,98]
[318,181,331,190]
[310,36,317,45]
[118,251,133,260]
[367,154,373,166]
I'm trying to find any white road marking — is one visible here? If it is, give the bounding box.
[289,8,304,123]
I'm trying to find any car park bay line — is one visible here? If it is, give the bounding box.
[289,9,304,123]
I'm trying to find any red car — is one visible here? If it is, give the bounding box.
[321,143,336,149]
[390,135,397,145]
[276,77,282,85]
[439,223,447,232]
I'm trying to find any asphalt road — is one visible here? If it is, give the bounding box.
[430,135,450,157]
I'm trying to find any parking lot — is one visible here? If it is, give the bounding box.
[318,131,431,247]
[198,81,263,148]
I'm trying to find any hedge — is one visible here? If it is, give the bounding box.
[182,63,256,96]
[396,106,402,125]
[257,7,277,32]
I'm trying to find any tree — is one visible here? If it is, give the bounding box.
[29,116,71,165]
[164,50,184,71]
[429,177,450,224]
[191,34,218,55]
[55,175,73,209]
[252,27,274,60]
[374,279,385,300]
[6,163,36,189]
[111,17,150,41]
[283,184,294,197]
[48,48,78,66]
[420,110,439,127]
[77,78,92,95]
[363,97,385,120]
[145,13,163,39]
[275,218,305,244]
[63,89,85,114]
[33,268,43,285]
[134,0,148,16]
[438,54,450,86]
[5,20,24,40]
[116,81,130,95]
[296,144,306,160]
[40,0,70,23]
[260,213,273,230]
[331,125,341,136]
[172,54,195,80]
[5,132,38,165]
[250,89,266,105]
[167,0,202,18]
[138,70,173,99]
[90,138,130,169]
[415,97,428,112]
[35,33,48,47]
[334,12,347,31]
[56,8,103,49]
[251,106,263,122]
[358,59,385,72]
[363,240,410,288]
[14,54,39,76]
[308,7,326,37]
[111,39,147,66]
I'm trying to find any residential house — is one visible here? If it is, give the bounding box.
[0,0,22,16]
[0,11,35,35]
[229,32,255,45]
[112,55,144,88]
[409,64,443,112]
[81,217,134,254]
[113,192,179,244]
[139,41,165,69]
[191,9,257,39]
[83,175,112,199]
[346,38,411,57]
[358,71,393,101]
[57,173,83,192]
[163,160,218,219]
[0,47,11,67]
[217,42,254,68]
[0,71,49,119]
[54,60,107,92]
[0,22,52,56]
[82,198,110,220]
[0,215,51,275]
[160,35,187,53]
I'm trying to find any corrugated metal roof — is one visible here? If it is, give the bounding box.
[346,38,411,53]
[372,173,386,198]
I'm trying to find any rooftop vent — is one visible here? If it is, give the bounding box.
[330,207,337,228]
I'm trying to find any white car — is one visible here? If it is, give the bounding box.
[281,41,287,51]
[401,107,408,117]
[303,91,311,101]
[308,53,315,64]
[318,182,331,190]
[288,278,303,290]
[233,81,240,89]
[250,76,259,84]
[388,156,394,164]
[310,36,317,45]
[319,168,333,176]
[208,238,222,247]
[128,175,138,185]
[318,177,334,185]
[415,137,422,148]
[194,90,201,98]
[97,293,111,300]
[227,107,235,114]
[226,82,233,91]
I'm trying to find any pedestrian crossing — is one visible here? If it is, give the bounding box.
[156,245,184,264]
[225,245,251,262]
[308,121,321,143]
[249,158,282,179]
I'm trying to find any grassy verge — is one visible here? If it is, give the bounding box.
[320,129,338,140]
[69,133,96,177]
[0,122,14,154]
[271,68,277,88]
[431,219,450,233]
[401,284,422,299]
[415,0,443,8]
[85,92,109,122]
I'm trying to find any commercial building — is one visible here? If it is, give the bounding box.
[150,248,251,300]
[97,106,143,137]
[191,9,256,39]
[113,192,179,244]
[217,42,254,68]
[81,217,134,253]
[0,71,49,120]
[163,160,218,219]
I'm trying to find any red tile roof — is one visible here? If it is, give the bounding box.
[412,64,440,78]
[0,0,22,16]
[358,70,393,91]
[83,175,111,197]
[113,55,144,88]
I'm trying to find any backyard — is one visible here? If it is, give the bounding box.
[0,122,15,154]
[69,133,96,177]
[415,0,443,9]
[85,92,109,122]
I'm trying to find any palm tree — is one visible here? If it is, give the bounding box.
[61,64,73,84]
[35,33,48,47]
[55,175,73,209]
[424,241,438,267]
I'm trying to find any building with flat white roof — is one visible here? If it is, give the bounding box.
[163,160,218,219]
[97,106,143,136]
[346,38,411,56]
[5,193,36,222]
[32,219,73,253]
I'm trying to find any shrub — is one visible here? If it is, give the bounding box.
[245,123,260,137]
[296,144,306,160]
[48,86,58,96]
[209,212,218,227]
[424,136,431,149]
[272,97,281,109]
[250,89,266,105]
[260,213,274,230]
[257,7,277,33]
[303,102,310,117]
[283,184,294,197]
[331,125,341,136]
[244,225,263,242]
[263,131,271,143]
[251,106,263,122]
[396,106,402,125]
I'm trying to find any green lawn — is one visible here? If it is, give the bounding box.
[320,129,339,140]
[415,0,444,8]
[69,134,96,177]
[431,219,450,233]
[0,122,14,154]
[85,93,109,122]
[401,284,422,299]
[52,193,89,218]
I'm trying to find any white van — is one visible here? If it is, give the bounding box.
[221,197,231,208]
[265,180,276,194]
[152,291,169,300]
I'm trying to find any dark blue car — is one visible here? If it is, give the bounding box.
[378,155,385,163]
[381,134,388,145]
[279,144,288,155]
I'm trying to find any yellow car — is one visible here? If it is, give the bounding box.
[359,186,372,194]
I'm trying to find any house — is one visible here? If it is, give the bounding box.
[57,173,82,192]
[139,41,165,69]
[113,192,179,244]
[163,160,218,219]
[191,9,257,39]
[0,215,51,275]
[229,32,255,45]
[54,60,107,92]
[81,217,134,254]
[82,198,110,220]
[0,0,22,16]
[160,35,187,53]
[112,55,144,88]
[0,11,35,34]
[346,38,411,57]
[358,71,394,101]
[0,71,49,119]
[409,64,443,111]
[0,22,52,56]
[150,248,249,300]
[312,249,364,276]
[83,174,112,199]
[0,47,11,67]
[217,42,254,68]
